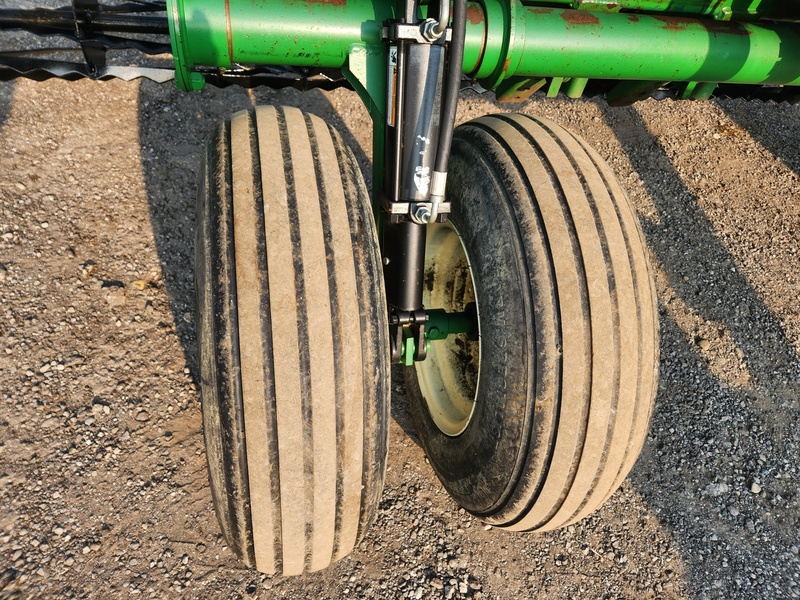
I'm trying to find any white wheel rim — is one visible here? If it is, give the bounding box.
[414,222,481,437]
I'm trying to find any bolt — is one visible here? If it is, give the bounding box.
[421,18,445,42]
[414,205,431,224]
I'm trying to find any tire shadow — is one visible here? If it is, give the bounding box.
[0,82,12,125]
[717,97,800,178]
[601,102,800,394]
[389,365,422,445]
[598,101,800,596]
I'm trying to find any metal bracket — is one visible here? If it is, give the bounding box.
[390,308,429,363]
[73,0,106,77]
[383,23,452,44]
[380,196,450,224]
[389,304,478,364]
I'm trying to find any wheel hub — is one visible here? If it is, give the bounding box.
[414,222,480,437]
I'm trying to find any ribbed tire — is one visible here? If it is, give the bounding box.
[406,113,659,531]
[195,106,389,574]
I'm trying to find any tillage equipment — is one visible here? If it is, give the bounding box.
[2,0,797,575]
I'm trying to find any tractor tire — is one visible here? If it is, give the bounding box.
[406,113,659,531]
[195,105,389,574]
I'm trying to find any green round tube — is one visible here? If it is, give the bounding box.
[535,0,800,23]
[167,0,800,91]
[171,0,392,71]
[498,4,800,86]
[166,0,493,89]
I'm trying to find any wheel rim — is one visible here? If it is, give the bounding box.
[415,222,481,437]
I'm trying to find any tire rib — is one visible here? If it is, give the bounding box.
[214,122,240,550]
[531,118,631,525]
[574,136,659,499]
[213,119,256,564]
[249,110,286,574]
[303,114,345,563]
[457,121,557,525]
[253,106,306,576]
[277,107,316,574]
[484,115,600,531]
[282,107,339,573]
[232,108,285,573]
[198,133,237,555]
[311,117,372,562]
[329,132,388,545]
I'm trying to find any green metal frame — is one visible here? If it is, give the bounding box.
[166,0,800,92]
[164,0,800,361]
[166,0,800,197]
[546,0,800,22]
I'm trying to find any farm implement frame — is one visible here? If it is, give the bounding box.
[1,0,797,576]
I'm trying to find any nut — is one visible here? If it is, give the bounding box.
[413,205,432,224]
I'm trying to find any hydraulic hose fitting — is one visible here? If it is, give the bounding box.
[421,0,450,42]
[428,170,448,223]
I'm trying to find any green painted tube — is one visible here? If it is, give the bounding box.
[168,0,393,73]
[474,0,800,86]
[167,0,800,91]
[425,309,475,341]
[167,0,485,80]
[479,2,800,87]
[540,0,800,23]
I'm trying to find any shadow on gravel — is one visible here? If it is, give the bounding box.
[717,98,800,178]
[600,102,800,595]
[135,82,371,381]
[136,82,251,377]
[389,366,421,445]
[601,103,800,399]
[0,82,11,126]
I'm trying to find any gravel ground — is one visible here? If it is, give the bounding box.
[0,72,799,600]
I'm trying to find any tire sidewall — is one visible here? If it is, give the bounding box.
[408,126,534,515]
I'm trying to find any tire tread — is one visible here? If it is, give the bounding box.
[408,113,658,533]
[197,105,388,575]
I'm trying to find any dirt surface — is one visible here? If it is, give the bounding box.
[0,74,799,600]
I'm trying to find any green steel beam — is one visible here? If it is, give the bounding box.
[166,0,484,91]
[168,0,800,92]
[167,0,392,75]
[546,0,800,23]
[476,1,800,87]
[425,309,475,341]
